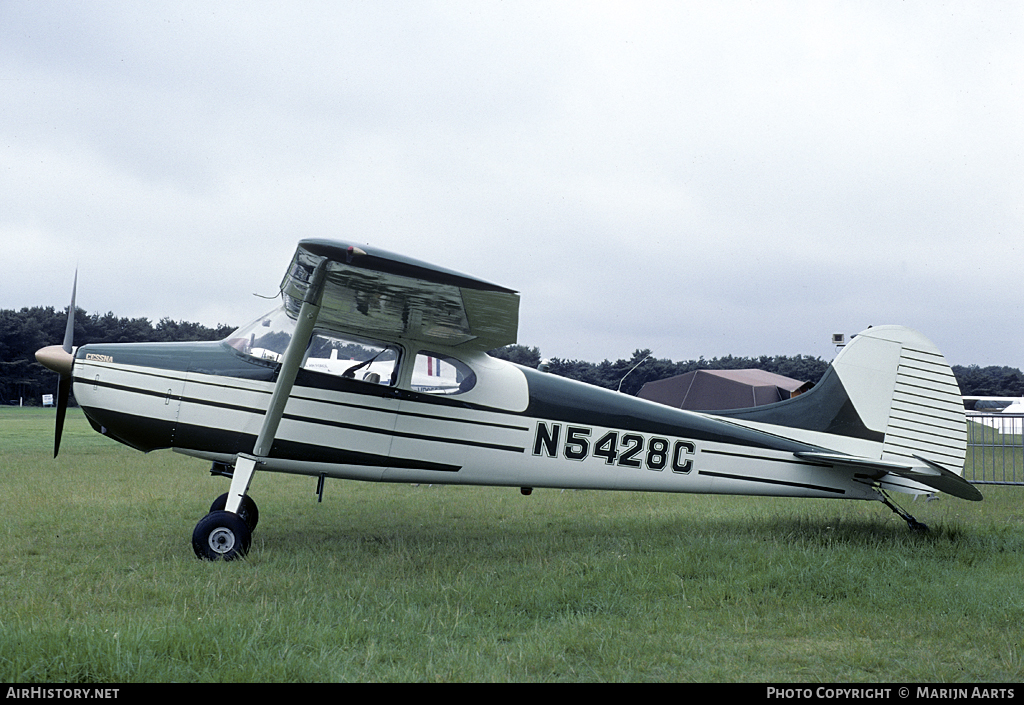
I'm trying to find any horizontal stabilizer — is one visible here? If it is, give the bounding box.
[795,451,982,502]
[908,455,983,502]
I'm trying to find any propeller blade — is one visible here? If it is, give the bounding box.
[63,270,77,354]
[54,374,72,458]
[38,269,78,458]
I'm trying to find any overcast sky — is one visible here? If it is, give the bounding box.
[3,1,1022,369]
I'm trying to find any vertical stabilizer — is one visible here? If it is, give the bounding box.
[835,326,966,471]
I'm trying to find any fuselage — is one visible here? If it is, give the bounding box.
[71,335,880,503]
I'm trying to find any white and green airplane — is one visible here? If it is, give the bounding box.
[36,239,981,560]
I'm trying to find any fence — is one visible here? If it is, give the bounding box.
[965,413,1024,485]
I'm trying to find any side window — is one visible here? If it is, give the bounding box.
[302,332,399,385]
[412,351,476,395]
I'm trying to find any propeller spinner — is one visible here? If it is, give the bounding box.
[35,271,77,457]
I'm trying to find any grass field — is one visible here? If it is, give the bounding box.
[2,407,1022,682]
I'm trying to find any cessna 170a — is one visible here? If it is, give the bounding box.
[36,239,982,560]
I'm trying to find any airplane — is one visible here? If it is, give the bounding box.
[35,239,982,560]
[962,396,1024,434]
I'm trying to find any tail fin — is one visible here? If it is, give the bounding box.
[716,326,976,499]
[831,325,966,469]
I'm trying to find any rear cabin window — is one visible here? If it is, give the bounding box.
[411,352,476,395]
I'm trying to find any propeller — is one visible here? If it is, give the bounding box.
[35,271,77,457]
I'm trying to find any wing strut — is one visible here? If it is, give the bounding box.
[224,260,328,515]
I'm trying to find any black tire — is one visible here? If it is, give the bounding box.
[192,510,252,561]
[209,492,259,531]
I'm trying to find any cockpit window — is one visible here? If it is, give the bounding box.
[224,306,464,393]
[223,306,295,363]
[303,331,399,385]
[412,351,476,395]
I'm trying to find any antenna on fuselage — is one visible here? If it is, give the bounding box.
[617,353,653,394]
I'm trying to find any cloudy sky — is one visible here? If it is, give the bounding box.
[3,1,1022,369]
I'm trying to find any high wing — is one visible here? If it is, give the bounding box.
[280,239,519,351]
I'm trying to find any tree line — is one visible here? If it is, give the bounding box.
[2,305,1022,405]
[0,306,234,404]
[488,345,832,397]
[489,345,1024,400]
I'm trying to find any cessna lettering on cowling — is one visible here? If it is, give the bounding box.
[35,239,982,560]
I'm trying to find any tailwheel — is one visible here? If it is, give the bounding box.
[209,493,260,531]
[192,510,252,561]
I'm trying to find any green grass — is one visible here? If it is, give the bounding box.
[1,407,1023,682]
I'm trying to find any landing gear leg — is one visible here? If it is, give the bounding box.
[190,260,327,561]
[193,455,261,561]
[224,454,259,515]
[879,490,929,533]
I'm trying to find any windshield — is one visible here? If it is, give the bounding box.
[223,306,296,363]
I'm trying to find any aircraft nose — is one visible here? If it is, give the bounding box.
[36,344,74,377]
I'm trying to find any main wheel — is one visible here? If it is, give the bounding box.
[192,510,252,561]
[209,492,259,531]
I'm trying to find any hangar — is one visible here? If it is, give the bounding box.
[637,368,813,411]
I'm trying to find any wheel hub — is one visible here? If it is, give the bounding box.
[207,526,236,554]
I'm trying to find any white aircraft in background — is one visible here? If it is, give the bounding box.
[963,396,1024,434]
[36,239,981,560]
